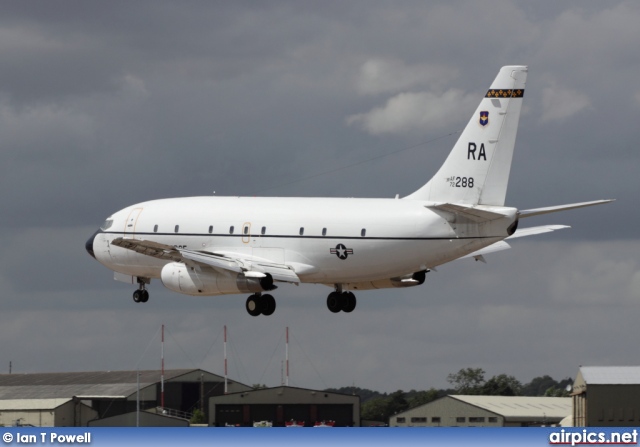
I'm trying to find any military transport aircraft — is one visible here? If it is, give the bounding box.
[85,66,612,316]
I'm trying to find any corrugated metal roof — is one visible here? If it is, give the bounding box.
[0,398,72,411]
[580,366,640,384]
[452,395,571,419]
[0,369,223,400]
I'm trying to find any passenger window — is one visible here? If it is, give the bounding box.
[244,226,249,235]
[322,228,327,236]
[175,225,179,233]
[261,226,266,235]
[299,227,304,236]
[208,225,213,234]
[154,225,158,233]
[229,226,234,234]
[361,228,366,237]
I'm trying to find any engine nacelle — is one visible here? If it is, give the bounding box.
[346,270,428,291]
[160,262,274,296]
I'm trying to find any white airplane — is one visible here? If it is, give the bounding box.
[85,65,612,316]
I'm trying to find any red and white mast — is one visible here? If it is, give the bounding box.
[161,324,165,409]
[224,325,228,394]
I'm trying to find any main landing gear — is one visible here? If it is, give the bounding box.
[246,293,276,317]
[326,290,357,313]
[132,277,150,303]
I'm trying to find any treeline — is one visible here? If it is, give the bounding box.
[325,368,573,422]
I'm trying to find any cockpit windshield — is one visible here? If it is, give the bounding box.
[100,219,114,231]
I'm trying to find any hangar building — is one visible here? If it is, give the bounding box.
[0,369,250,427]
[390,395,571,427]
[572,366,640,427]
[209,386,360,427]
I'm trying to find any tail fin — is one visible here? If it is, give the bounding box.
[404,65,527,205]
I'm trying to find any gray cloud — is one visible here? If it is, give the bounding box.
[0,1,637,393]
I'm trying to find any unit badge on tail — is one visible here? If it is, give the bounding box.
[479,111,489,127]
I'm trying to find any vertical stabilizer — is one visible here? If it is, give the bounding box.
[404,65,527,205]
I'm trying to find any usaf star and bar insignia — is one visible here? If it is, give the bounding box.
[330,243,353,260]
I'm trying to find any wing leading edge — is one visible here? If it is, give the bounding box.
[111,237,300,284]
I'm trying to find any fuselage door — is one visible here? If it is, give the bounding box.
[242,222,251,244]
[124,208,143,238]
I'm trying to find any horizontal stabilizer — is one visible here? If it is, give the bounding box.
[461,241,511,260]
[427,203,509,222]
[507,224,570,239]
[460,224,570,261]
[519,200,614,218]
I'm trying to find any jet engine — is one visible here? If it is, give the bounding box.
[345,270,428,291]
[160,262,275,296]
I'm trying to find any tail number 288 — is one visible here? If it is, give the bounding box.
[450,177,474,188]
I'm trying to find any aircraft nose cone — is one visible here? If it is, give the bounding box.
[85,230,99,259]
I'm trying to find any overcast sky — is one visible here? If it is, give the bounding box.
[1,1,638,394]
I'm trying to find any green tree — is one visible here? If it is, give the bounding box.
[361,397,389,422]
[480,374,522,396]
[407,388,440,408]
[387,390,409,416]
[521,375,558,396]
[361,390,409,423]
[447,368,486,394]
[190,409,206,424]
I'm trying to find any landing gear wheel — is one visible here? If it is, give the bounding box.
[326,292,342,313]
[342,292,356,313]
[261,294,276,316]
[133,277,150,304]
[246,294,262,317]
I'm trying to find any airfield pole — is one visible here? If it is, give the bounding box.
[161,324,165,409]
[286,327,289,387]
[224,325,228,394]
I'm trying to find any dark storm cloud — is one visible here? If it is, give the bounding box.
[0,1,638,392]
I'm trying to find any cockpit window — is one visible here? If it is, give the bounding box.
[100,219,114,231]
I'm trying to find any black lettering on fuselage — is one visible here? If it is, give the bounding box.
[467,142,487,161]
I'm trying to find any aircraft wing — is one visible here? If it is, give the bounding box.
[460,224,570,262]
[110,238,300,283]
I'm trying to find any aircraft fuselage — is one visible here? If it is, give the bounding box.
[89,196,517,289]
